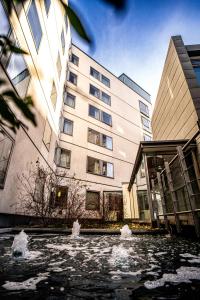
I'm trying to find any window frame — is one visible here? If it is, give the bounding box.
[139,100,149,117]
[63,91,76,108]
[42,119,52,151]
[0,126,14,189]
[141,116,151,132]
[90,67,100,80]
[27,0,43,51]
[87,156,114,178]
[68,71,77,85]
[143,134,152,141]
[88,128,113,151]
[55,147,71,169]
[85,190,100,211]
[62,118,74,136]
[101,110,112,126]
[70,53,79,66]
[88,104,100,121]
[101,74,110,87]
[44,0,51,15]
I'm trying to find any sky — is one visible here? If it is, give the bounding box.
[69,0,200,104]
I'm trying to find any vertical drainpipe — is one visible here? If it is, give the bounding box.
[143,154,154,226]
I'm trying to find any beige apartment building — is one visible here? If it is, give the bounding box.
[128,36,200,236]
[0,0,152,225]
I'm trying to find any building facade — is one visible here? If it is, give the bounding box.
[128,36,200,236]
[0,0,151,225]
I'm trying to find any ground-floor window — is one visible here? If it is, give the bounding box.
[85,191,100,211]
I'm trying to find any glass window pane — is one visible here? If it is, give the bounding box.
[144,134,152,141]
[90,67,100,80]
[61,29,65,53]
[57,52,61,79]
[0,127,13,187]
[102,111,112,126]
[59,149,70,168]
[89,105,100,120]
[101,74,110,87]
[102,135,112,150]
[44,0,51,14]
[87,157,100,174]
[68,71,77,85]
[27,0,42,50]
[50,81,57,109]
[107,162,114,177]
[86,191,100,210]
[6,52,29,85]
[139,100,149,117]
[0,2,10,36]
[194,67,200,85]
[70,53,79,66]
[89,84,100,98]
[63,118,73,135]
[88,128,100,145]
[43,120,52,151]
[64,91,75,108]
[101,91,111,105]
[141,116,150,130]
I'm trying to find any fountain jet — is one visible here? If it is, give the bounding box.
[71,220,81,239]
[120,224,132,239]
[12,230,28,258]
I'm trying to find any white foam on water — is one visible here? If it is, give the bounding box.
[144,266,200,289]
[155,252,167,256]
[179,253,197,258]
[188,258,200,264]
[2,273,49,290]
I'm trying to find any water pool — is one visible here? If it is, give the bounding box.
[0,234,200,299]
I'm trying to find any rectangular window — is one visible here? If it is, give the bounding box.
[90,67,100,80]
[101,91,111,105]
[101,111,112,126]
[0,127,13,188]
[89,105,100,120]
[88,128,101,146]
[27,0,42,50]
[63,118,73,135]
[64,91,75,108]
[102,134,113,150]
[70,53,79,66]
[89,84,100,98]
[44,0,51,15]
[144,134,152,141]
[50,81,57,109]
[6,52,29,86]
[43,120,52,151]
[68,71,77,85]
[87,156,114,178]
[87,156,101,175]
[0,1,11,37]
[57,52,61,79]
[88,128,112,150]
[139,100,149,117]
[61,29,65,54]
[54,186,68,207]
[141,116,151,131]
[85,191,100,210]
[55,147,71,168]
[101,74,110,87]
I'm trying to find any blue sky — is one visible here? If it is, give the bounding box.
[69,0,200,104]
